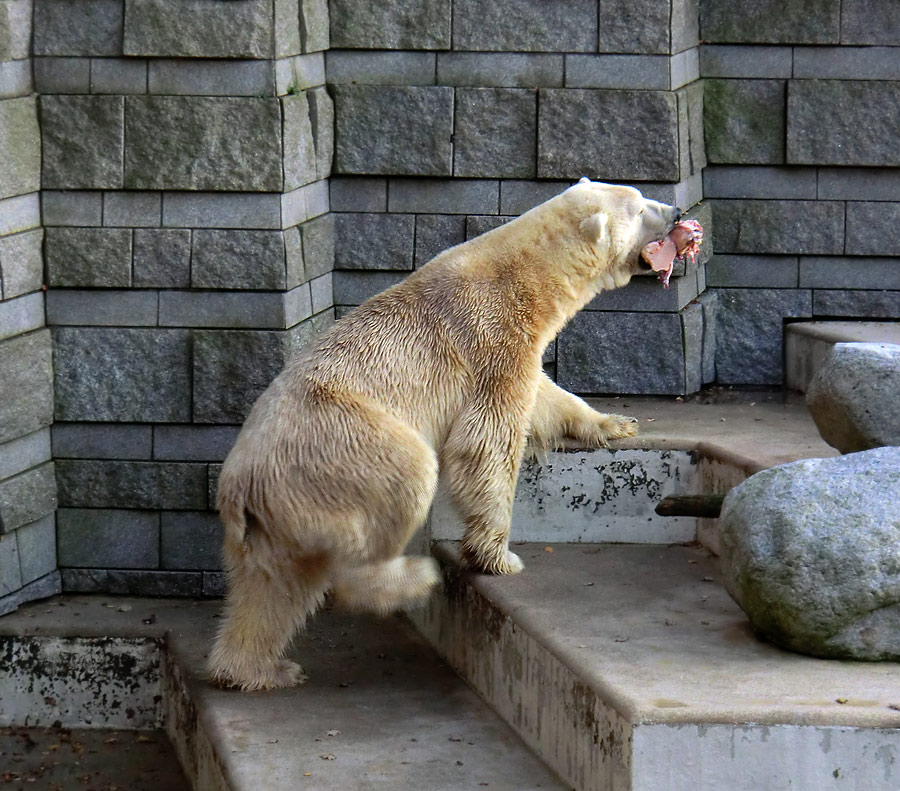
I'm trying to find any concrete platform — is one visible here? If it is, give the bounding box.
[785,320,900,392]
[411,542,900,791]
[0,596,567,791]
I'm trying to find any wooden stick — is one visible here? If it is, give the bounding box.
[655,494,725,519]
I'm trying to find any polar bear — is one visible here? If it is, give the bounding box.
[208,178,683,690]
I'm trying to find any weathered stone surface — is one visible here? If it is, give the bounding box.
[283,93,318,190]
[704,80,785,164]
[41,95,124,190]
[124,96,283,191]
[0,532,20,595]
[191,230,287,290]
[813,289,900,318]
[334,213,415,271]
[0,0,32,61]
[557,312,687,395]
[806,343,900,453]
[300,0,329,52]
[846,201,900,257]
[307,86,334,180]
[161,512,222,571]
[453,0,596,52]
[57,460,207,510]
[538,89,679,181]
[0,229,43,300]
[0,429,51,483]
[0,98,40,200]
[52,423,152,460]
[454,89,536,179]
[414,215,465,267]
[133,229,191,288]
[153,426,239,462]
[0,463,56,534]
[333,86,453,176]
[437,53,563,88]
[123,0,272,57]
[709,199,844,254]
[697,290,718,383]
[300,213,334,279]
[193,330,291,424]
[466,215,511,240]
[598,0,671,54]
[719,447,900,659]
[677,81,706,176]
[700,44,794,79]
[57,509,159,568]
[706,254,799,288]
[700,0,840,44]
[53,328,191,422]
[16,514,56,585]
[332,270,407,306]
[34,0,123,55]
[788,80,900,166]
[0,330,53,444]
[45,228,131,287]
[841,0,900,45]
[61,568,202,597]
[330,0,448,49]
[713,288,811,385]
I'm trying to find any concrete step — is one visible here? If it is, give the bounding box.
[410,542,900,791]
[785,320,900,392]
[427,393,836,555]
[0,596,568,791]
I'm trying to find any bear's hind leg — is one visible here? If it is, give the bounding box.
[332,556,440,615]
[207,551,330,691]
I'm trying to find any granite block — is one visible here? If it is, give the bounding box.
[57,508,159,568]
[454,88,537,178]
[333,85,453,176]
[53,327,191,422]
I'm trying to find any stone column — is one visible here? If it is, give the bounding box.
[35,0,333,595]
[0,0,59,614]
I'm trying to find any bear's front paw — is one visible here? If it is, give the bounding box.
[575,412,638,447]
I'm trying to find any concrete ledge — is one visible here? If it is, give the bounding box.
[411,541,900,791]
[0,597,567,791]
[785,320,900,392]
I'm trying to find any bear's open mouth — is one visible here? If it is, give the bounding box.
[639,219,703,289]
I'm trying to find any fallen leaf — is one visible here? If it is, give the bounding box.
[117,605,132,612]
[135,735,153,743]
[583,582,594,587]
[544,547,553,553]
[304,772,312,777]
[836,698,848,705]
[326,730,341,737]
[888,704,900,711]
[320,753,336,761]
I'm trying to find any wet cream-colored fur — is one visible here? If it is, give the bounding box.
[208,179,681,690]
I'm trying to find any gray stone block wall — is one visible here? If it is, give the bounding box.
[699,21,900,363]
[2,0,898,601]
[0,0,60,614]
[28,0,336,597]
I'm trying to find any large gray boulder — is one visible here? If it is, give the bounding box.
[719,447,900,660]
[806,342,900,453]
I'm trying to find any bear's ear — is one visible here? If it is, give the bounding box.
[578,176,591,184]
[581,212,609,246]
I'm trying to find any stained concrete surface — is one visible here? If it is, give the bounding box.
[0,727,189,791]
[433,541,900,728]
[588,390,837,472]
[0,597,569,791]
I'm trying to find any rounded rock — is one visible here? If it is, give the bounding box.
[806,342,900,453]
[718,446,900,660]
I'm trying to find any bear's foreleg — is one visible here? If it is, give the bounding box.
[442,402,528,575]
[526,373,638,456]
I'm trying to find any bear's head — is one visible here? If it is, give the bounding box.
[563,177,682,287]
